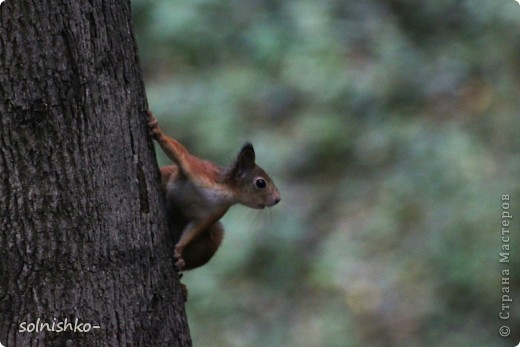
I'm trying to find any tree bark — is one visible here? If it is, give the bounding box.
[0,1,191,346]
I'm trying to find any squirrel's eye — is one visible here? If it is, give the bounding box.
[255,178,267,189]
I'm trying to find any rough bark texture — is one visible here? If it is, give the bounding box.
[0,0,191,346]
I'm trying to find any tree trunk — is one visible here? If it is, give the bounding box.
[0,1,191,346]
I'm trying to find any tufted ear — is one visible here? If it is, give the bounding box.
[237,142,256,171]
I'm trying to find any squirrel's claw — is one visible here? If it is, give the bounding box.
[146,111,161,139]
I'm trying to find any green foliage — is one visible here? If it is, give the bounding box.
[132,0,520,345]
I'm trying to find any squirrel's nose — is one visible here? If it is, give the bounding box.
[274,197,281,205]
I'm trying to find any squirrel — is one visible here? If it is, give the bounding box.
[147,111,281,274]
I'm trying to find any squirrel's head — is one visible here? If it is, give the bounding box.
[226,143,281,209]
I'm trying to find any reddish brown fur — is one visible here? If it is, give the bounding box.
[147,111,280,279]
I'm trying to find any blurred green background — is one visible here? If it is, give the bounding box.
[131,1,519,346]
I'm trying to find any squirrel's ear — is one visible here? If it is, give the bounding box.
[237,142,256,171]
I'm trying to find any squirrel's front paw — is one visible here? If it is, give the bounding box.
[147,111,161,139]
